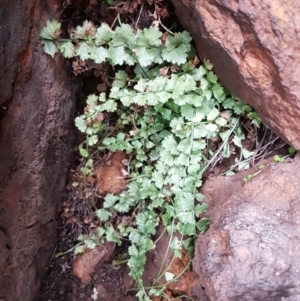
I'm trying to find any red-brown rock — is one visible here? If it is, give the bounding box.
[0,1,75,300]
[171,0,300,149]
[194,158,300,300]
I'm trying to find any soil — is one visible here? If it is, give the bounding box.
[39,250,136,301]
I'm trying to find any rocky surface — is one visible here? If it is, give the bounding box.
[171,0,300,149]
[0,1,75,300]
[194,158,300,301]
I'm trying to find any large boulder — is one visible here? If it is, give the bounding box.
[193,158,300,301]
[0,0,75,300]
[171,0,300,149]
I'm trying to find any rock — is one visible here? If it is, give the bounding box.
[171,0,300,149]
[193,158,300,301]
[0,1,75,300]
[73,243,115,284]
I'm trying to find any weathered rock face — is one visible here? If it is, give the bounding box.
[0,1,75,300]
[171,0,300,149]
[194,158,300,301]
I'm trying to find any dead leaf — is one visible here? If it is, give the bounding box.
[161,32,169,46]
[192,55,200,66]
[170,65,180,73]
[72,60,86,76]
[165,248,198,297]
[159,66,169,76]
[73,243,115,284]
[220,110,231,119]
[85,21,97,36]
[97,83,107,92]
[95,152,129,195]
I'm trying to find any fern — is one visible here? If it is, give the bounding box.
[41,20,260,300]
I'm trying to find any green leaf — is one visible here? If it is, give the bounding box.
[99,99,117,112]
[152,171,165,189]
[248,111,261,127]
[207,108,219,121]
[41,41,58,58]
[156,91,171,103]
[165,74,177,91]
[87,94,99,105]
[104,194,119,208]
[232,134,243,148]
[92,46,108,63]
[215,117,227,126]
[77,234,88,241]
[75,42,92,61]
[170,237,182,258]
[212,83,224,102]
[108,45,135,66]
[81,166,91,175]
[162,44,189,65]
[242,148,254,159]
[165,31,192,51]
[75,116,87,132]
[149,286,166,297]
[85,239,96,249]
[134,79,147,92]
[136,290,151,301]
[113,70,127,88]
[58,40,74,58]
[177,222,196,236]
[195,193,205,202]
[106,224,121,245]
[177,138,191,154]
[180,104,195,120]
[95,23,112,45]
[289,146,296,155]
[135,47,162,67]
[87,135,98,146]
[193,123,208,138]
[74,245,85,254]
[162,134,178,154]
[111,24,136,47]
[194,203,208,215]
[172,80,186,99]
[219,129,231,141]
[191,65,206,81]
[223,98,236,109]
[136,27,162,47]
[183,74,197,91]
[40,20,61,39]
[195,218,210,232]
[192,140,206,151]
[204,59,214,70]
[273,154,284,163]
[86,158,93,167]
[95,208,111,222]
[79,148,89,158]
[202,90,211,102]
[207,71,218,83]
[205,123,218,132]
[136,212,156,235]
[96,227,105,238]
[150,196,165,208]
